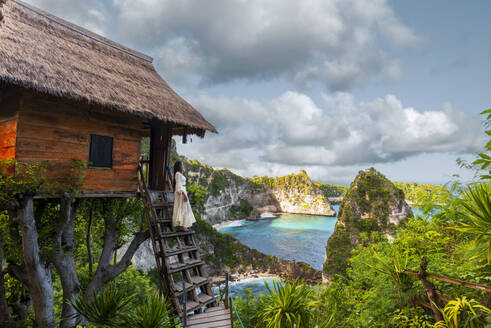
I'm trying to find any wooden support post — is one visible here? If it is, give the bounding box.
[225,272,230,309]
[149,122,171,191]
[181,272,187,327]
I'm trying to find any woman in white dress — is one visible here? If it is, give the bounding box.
[172,161,196,232]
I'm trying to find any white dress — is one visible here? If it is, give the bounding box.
[172,172,196,228]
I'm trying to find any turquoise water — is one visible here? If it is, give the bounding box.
[228,277,278,298]
[220,204,423,297]
[218,204,340,271]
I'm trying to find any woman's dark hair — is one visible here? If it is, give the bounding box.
[173,161,183,190]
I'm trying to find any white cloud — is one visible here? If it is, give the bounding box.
[26,0,423,90]
[178,91,483,180]
[111,0,423,90]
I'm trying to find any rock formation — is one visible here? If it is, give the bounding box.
[183,159,335,224]
[323,168,412,280]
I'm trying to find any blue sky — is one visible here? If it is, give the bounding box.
[29,0,490,185]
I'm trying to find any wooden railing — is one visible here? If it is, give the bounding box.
[225,272,244,328]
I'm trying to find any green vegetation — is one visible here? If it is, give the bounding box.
[250,170,315,192]
[433,297,490,328]
[71,283,175,328]
[209,169,231,196]
[471,109,491,181]
[314,182,348,198]
[255,280,332,328]
[0,160,154,327]
[394,181,449,205]
[452,183,491,263]
[229,198,254,218]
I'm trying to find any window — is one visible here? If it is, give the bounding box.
[89,134,113,168]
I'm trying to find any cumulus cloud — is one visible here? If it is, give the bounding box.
[26,0,423,90]
[110,0,422,90]
[178,91,483,176]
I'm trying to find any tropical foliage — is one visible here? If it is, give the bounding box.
[70,283,176,328]
[453,183,491,263]
[433,297,490,328]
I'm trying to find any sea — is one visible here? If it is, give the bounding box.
[217,204,340,296]
[217,204,422,297]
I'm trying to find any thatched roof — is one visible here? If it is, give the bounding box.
[0,0,216,135]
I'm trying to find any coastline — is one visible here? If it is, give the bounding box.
[210,271,282,285]
[214,211,337,229]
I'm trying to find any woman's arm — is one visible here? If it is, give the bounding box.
[175,173,188,201]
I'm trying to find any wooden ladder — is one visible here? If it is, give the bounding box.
[137,162,218,324]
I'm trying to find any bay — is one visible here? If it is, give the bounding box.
[219,204,422,297]
[218,204,340,271]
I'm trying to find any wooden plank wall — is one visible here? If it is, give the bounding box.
[0,89,20,160]
[15,90,147,194]
[0,114,17,160]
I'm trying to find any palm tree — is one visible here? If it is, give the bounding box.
[453,183,491,263]
[255,280,332,328]
[122,293,175,328]
[70,283,176,328]
[70,283,132,328]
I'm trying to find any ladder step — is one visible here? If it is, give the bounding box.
[173,281,193,293]
[174,278,211,296]
[153,202,173,208]
[198,293,215,305]
[169,262,187,271]
[169,260,204,274]
[182,301,201,313]
[189,276,208,285]
[160,230,195,238]
[160,246,198,257]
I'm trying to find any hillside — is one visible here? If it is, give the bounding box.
[314,182,348,198]
[323,168,412,279]
[181,157,335,224]
[393,182,448,205]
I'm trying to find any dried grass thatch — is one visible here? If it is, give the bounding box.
[0,0,216,135]
[0,0,6,27]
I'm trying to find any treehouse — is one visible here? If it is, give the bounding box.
[0,0,216,196]
[0,1,229,323]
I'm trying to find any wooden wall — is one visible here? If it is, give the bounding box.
[14,90,148,195]
[0,114,17,160]
[0,89,20,160]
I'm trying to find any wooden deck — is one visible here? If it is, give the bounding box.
[186,304,233,328]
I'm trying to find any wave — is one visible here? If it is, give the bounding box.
[213,219,246,229]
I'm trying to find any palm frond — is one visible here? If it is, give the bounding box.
[452,183,491,263]
[70,283,134,327]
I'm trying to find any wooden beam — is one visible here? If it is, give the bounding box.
[403,269,491,293]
